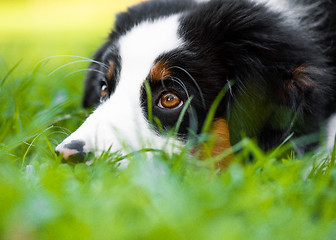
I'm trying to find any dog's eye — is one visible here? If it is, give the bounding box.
[158,92,183,109]
[101,84,108,100]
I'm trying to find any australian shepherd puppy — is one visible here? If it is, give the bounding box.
[56,0,336,167]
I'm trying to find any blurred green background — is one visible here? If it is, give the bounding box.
[0,0,143,99]
[0,0,141,67]
[0,0,143,157]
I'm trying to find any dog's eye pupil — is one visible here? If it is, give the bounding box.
[159,92,182,109]
[101,85,108,99]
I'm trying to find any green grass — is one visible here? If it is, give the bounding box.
[1,1,336,239]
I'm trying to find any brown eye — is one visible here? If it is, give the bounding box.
[101,84,108,99]
[158,92,183,109]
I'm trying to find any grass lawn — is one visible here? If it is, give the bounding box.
[1,1,336,239]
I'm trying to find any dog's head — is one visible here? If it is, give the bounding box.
[56,0,334,165]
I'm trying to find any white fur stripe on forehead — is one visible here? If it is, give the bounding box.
[117,15,182,87]
[55,15,185,161]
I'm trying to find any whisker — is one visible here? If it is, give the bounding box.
[160,76,167,91]
[236,76,248,96]
[48,131,71,137]
[51,125,72,134]
[227,79,233,96]
[36,55,109,69]
[65,68,105,78]
[49,60,106,76]
[170,76,190,99]
[168,66,206,108]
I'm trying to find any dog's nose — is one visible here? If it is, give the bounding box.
[55,140,87,164]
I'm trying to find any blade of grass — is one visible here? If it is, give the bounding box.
[174,97,193,135]
[201,81,233,134]
[331,134,336,168]
[21,126,54,167]
[42,126,59,159]
[144,81,153,124]
[0,59,22,87]
[269,132,294,158]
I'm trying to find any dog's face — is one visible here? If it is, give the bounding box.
[58,16,192,159]
[56,0,335,165]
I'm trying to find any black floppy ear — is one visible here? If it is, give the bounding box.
[280,65,316,107]
[279,64,333,118]
[82,61,102,108]
[82,42,111,108]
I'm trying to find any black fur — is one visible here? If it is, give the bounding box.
[83,0,336,152]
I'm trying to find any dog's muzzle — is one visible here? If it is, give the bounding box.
[55,140,88,164]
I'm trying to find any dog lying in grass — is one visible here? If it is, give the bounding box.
[56,0,336,167]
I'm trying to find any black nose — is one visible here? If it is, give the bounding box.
[55,140,87,165]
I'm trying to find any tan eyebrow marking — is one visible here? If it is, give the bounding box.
[149,60,171,82]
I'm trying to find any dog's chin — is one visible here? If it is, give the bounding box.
[56,136,183,167]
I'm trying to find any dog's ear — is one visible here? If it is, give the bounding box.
[279,64,333,117]
[82,42,112,108]
[82,61,102,108]
[280,65,316,106]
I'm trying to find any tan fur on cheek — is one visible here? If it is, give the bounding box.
[106,61,115,82]
[197,118,234,170]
